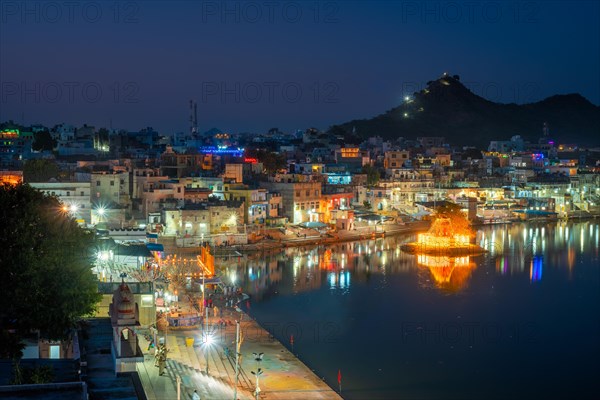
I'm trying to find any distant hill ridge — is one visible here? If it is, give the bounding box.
[329,74,600,147]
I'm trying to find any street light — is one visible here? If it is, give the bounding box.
[251,352,264,400]
[203,330,214,375]
[94,206,106,225]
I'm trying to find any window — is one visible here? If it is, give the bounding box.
[49,345,60,359]
[66,192,70,196]
[141,295,153,307]
[296,191,300,197]
[392,154,396,158]
[306,190,310,196]
[315,190,318,197]
[96,181,101,186]
[110,181,115,186]
[80,191,84,196]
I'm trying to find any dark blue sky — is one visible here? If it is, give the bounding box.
[1,1,598,134]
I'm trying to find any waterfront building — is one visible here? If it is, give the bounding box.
[221,183,269,224]
[261,174,323,224]
[162,200,245,236]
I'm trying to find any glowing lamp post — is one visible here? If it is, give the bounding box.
[204,332,214,374]
[203,306,213,375]
[94,206,106,224]
[251,352,264,400]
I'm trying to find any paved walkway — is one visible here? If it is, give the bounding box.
[136,293,341,400]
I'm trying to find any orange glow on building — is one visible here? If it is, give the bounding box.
[0,129,19,139]
[415,217,474,249]
[417,254,476,291]
[0,171,23,185]
[340,147,360,158]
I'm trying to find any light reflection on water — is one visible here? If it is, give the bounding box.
[230,221,599,298]
[226,222,600,399]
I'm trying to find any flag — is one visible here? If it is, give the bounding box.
[338,369,342,386]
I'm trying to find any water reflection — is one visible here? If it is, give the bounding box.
[220,221,600,400]
[215,222,599,298]
[530,255,543,282]
[416,254,476,292]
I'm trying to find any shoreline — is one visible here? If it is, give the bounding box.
[233,294,343,399]
[233,221,430,253]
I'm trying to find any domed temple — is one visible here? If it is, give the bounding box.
[109,281,144,373]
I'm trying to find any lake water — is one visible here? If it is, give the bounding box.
[231,222,600,399]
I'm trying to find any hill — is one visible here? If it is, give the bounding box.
[329,74,600,147]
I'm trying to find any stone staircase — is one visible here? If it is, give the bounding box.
[165,358,253,400]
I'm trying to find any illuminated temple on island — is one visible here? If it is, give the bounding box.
[401,215,486,256]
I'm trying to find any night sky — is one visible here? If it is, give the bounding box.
[1,0,598,134]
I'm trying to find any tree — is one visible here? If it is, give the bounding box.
[23,159,59,182]
[433,202,474,237]
[361,164,381,186]
[32,131,56,152]
[0,183,101,360]
[245,149,286,174]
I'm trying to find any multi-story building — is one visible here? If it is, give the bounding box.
[139,179,185,217]
[30,181,92,223]
[91,170,131,208]
[383,150,410,169]
[334,147,370,172]
[261,174,322,223]
[267,192,283,221]
[160,146,206,178]
[221,184,268,225]
[0,128,33,167]
[162,200,244,236]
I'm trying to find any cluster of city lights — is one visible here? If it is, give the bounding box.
[62,204,79,213]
